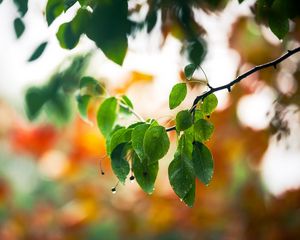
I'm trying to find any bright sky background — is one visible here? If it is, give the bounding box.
[0,0,299,196]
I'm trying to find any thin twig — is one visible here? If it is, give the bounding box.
[166,47,300,132]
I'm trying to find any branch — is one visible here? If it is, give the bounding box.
[166,46,300,132]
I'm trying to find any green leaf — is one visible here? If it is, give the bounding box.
[132,123,150,161]
[269,13,289,40]
[108,128,132,155]
[186,38,207,66]
[120,95,134,115]
[176,110,193,131]
[192,141,214,186]
[238,0,245,3]
[201,94,218,115]
[85,0,128,65]
[184,63,197,80]
[76,94,91,123]
[110,143,130,184]
[46,0,64,26]
[25,87,47,120]
[97,97,118,138]
[28,42,48,62]
[168,153,195,200]
[64,0,77,11]
[182,181,195,207]
[194,119,214,142]
[169,83,187,110]
[132,152,158,194]
[79,76,103,95]
[143,126,170,164]
[13,0,28,17]
[56,22,80,49]
[14,18,25,39]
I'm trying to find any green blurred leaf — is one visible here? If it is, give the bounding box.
[46,0,64,26]
[132,123,150,161]
[169,83,187,110]
[13,0,28,17]
[192,141,214,186]
[176,110,193,131]
[85,0,128,65]
[28,42,48,62]
[184,63,197,80]
[80,76,98,89]
[194,119,214,142]
[187,38,206,66]
[201,94,218,115]
[143,125,170,164]
[25,87,47,120]
[97,97,118,138]
[132,151,158,194]
[56,22,80,49]
[64,0,77,11]
[269,13,289,40]
[76,94,91,123]
[14,17,25,39]
[110,143,130,184]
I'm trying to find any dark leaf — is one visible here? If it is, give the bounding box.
[85,0,128,65]
[13,17,25,39]
[64,0,77,11]
[13,0,28,17]
[28,42,48,62]
[192,141,214,185]
[184,63,197,80]
[132,152,158,194]
[110,143,130,184]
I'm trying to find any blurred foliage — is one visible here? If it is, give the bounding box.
[0,0,300,238]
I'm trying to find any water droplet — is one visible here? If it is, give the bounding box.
[180,198,183,202]
[152,187,155,191]
[130,175,135,183]
[111,187,117,194]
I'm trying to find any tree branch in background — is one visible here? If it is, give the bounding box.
[166,46,300,132]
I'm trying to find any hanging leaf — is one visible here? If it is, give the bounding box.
[182,181,195,207]
[14,18,25,39]
[132,123,150,161]
[110,143,130,184]
[194,119,214,142]
[25,87,47,120]
[28,42,48,62]
[176,110,193,131]
[168,143,195,201]
[143,125,170,164]
[97,97,118,138]
[76,94,91,123]
[85,0,129,65]
[46,0,64,26]
[169,83,187,110]
[201,94,218,115]
[184,63,197,80]
[192,141,214,186]
[80,76,103,95]
[132,152,158,194]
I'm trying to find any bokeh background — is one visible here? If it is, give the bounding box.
[1,0,300,239]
